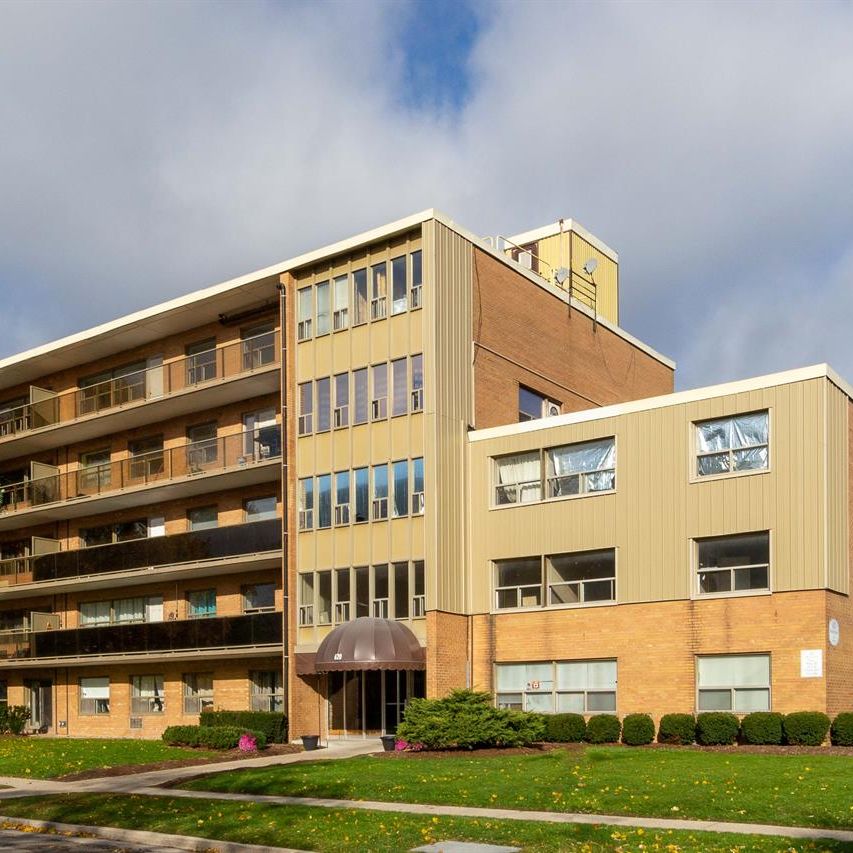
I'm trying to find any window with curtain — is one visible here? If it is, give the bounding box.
[187,589,216,619]
[695,411,769,477]
[317,474,332,528]
[316,377,331,432]
[391,255,407,314]
[251,670,283,712]
[545,438,616,498]
[371,262,387,319]
[334,373,349,427]
[333,274,349,330]
[372,364,388,419]
[495,660,617,713]
[392,358,408,416]
[131,674,164,714]
[335,471,351,525]
[298,383,313,435]
[298,478,314,530]
[494,452,541,505]
[392,460,409,518]
[410,354,424,412]
[354,467,370,522]
[697,654,770,712]
[297,287,313,340]
[316,280,330,336]
[298,573,314,625]
[79,677,110,715]
[697,532,769,595]
[353,268,368,325]
[353,368,368,424]
[114,596,145,624]
[80,600,111,626]
[372,464,389,520]
[183,672,214,715]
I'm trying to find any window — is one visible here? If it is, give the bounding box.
[316,281,330,336]
[0,681,6,708]
[188,506,218,531]
[371,262,387,319]
[696,532,769,595]
[335,471,350,525]
[392,460,409,518]
[241,322,275,369]
[547,550,615,605]
[317,474,332,528]
[334,373,349,427]
[244,495,277,522]
[316,377,331,432]
[80,600,111,625]
[333,274,349,330]
[251,670,283,712]
[518,386,560,421]
[79,448,111,492]
[186,422,218,469]
[79,361,146,414]
[355,566,369,617]
[80,595,162,626]
[187,589,216,619]
[695,411,769,477]
[371,363,388,419]
[317,570,332,624]
[128,435,164,480]
[335,568,351,623]
[413,561,425,616]
[243,583,276,613]
[410,250,422,309]
[79,677,110,715]
[298,574,314,625]
[353,268,368,326]
[183,673,214,715]
[297,287,313,340]
[373,564,389,617]
[391,255,407,314]
[411,457,424,514]
[353,368,368,424]
[298,383,313,435]
[186,338,217,384]
[411,354,424,412]
[243,408,279,459]
[394,562,409,619]
[494,558,542,609]
[354,467,369,522]
[372,464,388,520]
[496,660,616,714]
[546,438,615,497]
[131,674,164,715]
[697,654,770,712]
[494,452,541,505]
[80,519,146,548]
[298,478,314,530]
[392,358,408,416]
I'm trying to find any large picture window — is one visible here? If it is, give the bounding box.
[696,532,769,595]
[695,411,769,477]
[697,654,770,712]
[496,660,616,714]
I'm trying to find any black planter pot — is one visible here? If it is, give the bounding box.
[302,734,320,751]
[380,734,397,752]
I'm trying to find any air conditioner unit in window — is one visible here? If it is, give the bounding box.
[543,400,561,418]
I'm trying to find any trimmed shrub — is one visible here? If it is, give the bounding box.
[696,712,739,745]
[830,712,853,746]
[163,725,267,750]
[783,712,830,746]
[0,705,31,736]
[657,713,695,745]
[200,710,287,744]
[544,713,586,743]
[739,712,783,745]
[621,714,655,746]
[585,714,621,744]
[395,689,544,750]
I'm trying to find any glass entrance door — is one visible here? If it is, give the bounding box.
[328,670,425,737]
[25,679,52,731]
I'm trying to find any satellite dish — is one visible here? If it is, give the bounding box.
[554,267,570,285]
[583,258,598,276]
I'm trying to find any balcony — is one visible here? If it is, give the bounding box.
[0,426,282,532]
[0,330,280,462]
[0,611,282,668]
[0,518,282,597]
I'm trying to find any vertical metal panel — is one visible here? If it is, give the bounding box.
[825,383,849,594]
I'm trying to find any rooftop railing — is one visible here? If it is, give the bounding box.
[0,424,281,516]
[0,330,279,439]
[0,611,282,662]
[0,518,282,588]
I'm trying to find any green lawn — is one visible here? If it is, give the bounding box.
[0,794,844,853]
[182,746,853,830]
[0,736,216,779]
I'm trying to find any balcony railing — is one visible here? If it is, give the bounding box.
[0,611,282,662]
[0,330,279,439]
[0,518,281,588]
[0,425,281,515]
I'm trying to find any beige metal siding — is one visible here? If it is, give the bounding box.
[469,377,839,613]
[825,381,849,594]
[422,220,473,614]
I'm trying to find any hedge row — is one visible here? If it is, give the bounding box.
[543,711,845,746]
[199,710,287,744]
[162,725,268,750]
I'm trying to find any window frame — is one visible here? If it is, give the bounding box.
[692,409,771,482]
[297,286,313,341]
[696,653,772,713]
[692,531,772,600]
[242,582,276,614]
[183,672,214,715]
[79,676,111,716]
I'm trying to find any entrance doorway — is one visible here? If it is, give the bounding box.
[328,669,425,737]
[24,679,52,732]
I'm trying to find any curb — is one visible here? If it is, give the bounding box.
[0,815,307,853]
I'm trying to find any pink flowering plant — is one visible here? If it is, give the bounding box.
[394,739,424,752]
[238,732,258,752]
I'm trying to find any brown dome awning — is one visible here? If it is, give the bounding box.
[314,617,425,672]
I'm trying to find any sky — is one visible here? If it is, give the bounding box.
[1,0,852,390]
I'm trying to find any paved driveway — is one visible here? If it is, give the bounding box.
[0,829,186,851]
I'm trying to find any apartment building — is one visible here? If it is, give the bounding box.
[1,208,849,740]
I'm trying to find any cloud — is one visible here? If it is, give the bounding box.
[0,0,852,391]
